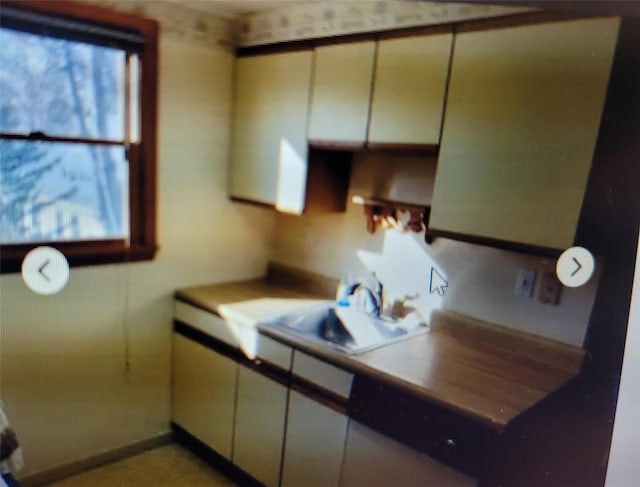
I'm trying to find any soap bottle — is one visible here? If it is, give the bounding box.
[336,267,353,307]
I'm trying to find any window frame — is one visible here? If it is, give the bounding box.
[0,0,159,273]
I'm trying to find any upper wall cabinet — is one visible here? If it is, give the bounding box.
[429,17,619,252]
[308,41,376,145]
[229,50,313,213]
[368,32,453,146]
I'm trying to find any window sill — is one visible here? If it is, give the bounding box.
[0,241,158,274]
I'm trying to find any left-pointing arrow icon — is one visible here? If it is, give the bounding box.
[22,247,70,295]
[38,259,51,281]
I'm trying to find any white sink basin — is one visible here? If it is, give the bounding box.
[259,304,429,355]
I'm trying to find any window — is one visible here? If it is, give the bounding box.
[0,0,158,272]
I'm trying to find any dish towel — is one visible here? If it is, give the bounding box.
[0,402,24,477]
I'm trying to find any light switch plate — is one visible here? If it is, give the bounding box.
[539,271,562,305]
[515,268,536,298]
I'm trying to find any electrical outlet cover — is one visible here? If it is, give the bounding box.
[539,271,562,305]
[515,268,536,298]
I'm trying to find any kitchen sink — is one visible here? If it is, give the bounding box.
[259,303,429,355]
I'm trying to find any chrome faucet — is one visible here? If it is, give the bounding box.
[343,273,384,317]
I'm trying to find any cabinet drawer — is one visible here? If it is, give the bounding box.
[292,350,353,399]
[256,334,293,371]
[174,301,237,347]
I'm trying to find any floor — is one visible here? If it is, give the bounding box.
[43,444,240,487]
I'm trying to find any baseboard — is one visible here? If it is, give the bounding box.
[18,431,173,487]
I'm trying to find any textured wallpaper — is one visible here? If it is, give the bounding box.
[87,1,532,50]
[238,1,533,46]
[91,0,237,50]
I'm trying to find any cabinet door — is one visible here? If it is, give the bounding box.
[340,421,476,487]
[171,334,237,459]
[281,390,348,487]
[430,18,619,249]
[308,41,375,144]
[233,365,288,487]
[368,32,452,145]
[230,51,313,213]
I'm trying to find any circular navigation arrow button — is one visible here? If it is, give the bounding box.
[556,246,595,288]
[22,247,70,295]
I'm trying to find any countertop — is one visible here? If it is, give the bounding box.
[175,270,584,431]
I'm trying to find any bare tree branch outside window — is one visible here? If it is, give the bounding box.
[0,28,128,244]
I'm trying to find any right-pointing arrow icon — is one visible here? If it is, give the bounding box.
[571,257,582,277]
[557,247,595,288]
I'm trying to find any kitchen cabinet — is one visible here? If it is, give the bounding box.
[174,275,591,486]
[340,421,476,487]
[171,333,237,460]
[281,350,352,487]
[368,32,452,146]
[430,17,619,251]
[308,41,376,145]
[281,390,348,487]
[229,50,313,213]
[233,364,288,487]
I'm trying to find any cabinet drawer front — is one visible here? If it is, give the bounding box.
[292,350,353,399]
[174,301,237,347]
[256,334,293,371]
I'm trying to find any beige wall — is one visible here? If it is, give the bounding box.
[0,36,274,478]
[272,157,599,347]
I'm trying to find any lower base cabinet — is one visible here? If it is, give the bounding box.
[171,334,237,460]
[173,324,479,487]
[233,364,288,487]
[281,390,348,487]
[341,421,477,487]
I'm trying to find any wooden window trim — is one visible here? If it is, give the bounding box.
[0,1,159,273]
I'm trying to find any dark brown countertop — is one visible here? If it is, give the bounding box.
[175,272,584,432]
